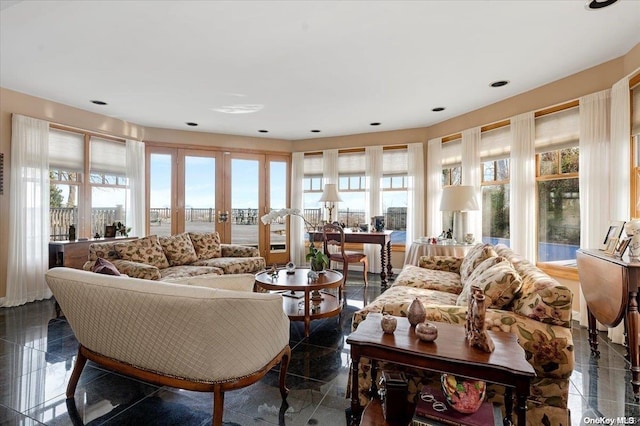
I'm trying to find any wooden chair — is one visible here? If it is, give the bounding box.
[322,223,368,286]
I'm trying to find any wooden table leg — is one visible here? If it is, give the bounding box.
[587,308,600,358]
[627,290,640,400]
[503,387,513,425]
[386,241,393,281]
[304,290,310,337]
[350,352,362,426]
[380,244,388,288]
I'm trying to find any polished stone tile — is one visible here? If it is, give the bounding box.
[2,279,639,425]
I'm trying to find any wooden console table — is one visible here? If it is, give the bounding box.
[576,248,640,400]
[308,230,393,287]
[346,313,535,426]
[49,237,137,269]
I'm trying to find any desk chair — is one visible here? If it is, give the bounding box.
[322,223,368,286]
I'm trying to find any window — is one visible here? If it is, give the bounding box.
[382,148,408,243]
[302,153,323,225]
[337,152,366,227]
[481,158,510,246]
[537,147,580,263]
[49,128,128,240]
[535,106,580,263]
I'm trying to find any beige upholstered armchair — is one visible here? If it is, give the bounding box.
[45,268,291,426]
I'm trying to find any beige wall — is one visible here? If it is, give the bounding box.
[1,44,639,300]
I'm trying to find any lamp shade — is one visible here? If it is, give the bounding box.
[318,183,343,203]
[440,185,479,212]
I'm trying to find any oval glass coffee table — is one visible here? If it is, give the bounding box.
[255,268,343,337]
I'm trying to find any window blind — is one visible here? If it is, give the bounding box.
[303,152,323,175]
[49,129,84,172]
[338,151,365,173]
[90,137,126,177]
[382,147,408,173]
[535,107,579,153]
[441,138,462,167]
[480,125,511,161]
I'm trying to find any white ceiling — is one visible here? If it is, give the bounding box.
[1,0,639,140]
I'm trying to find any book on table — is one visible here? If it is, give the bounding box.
[412,385,495,426]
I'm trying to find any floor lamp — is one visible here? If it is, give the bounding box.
[440,185,479,244]
[319,184,343,223]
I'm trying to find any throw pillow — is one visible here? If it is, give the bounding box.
[457,256,506,306]
[92,257,121,276]
[457,256,523,309]
[459,243,497,284]
[189,232,222,259]
[114,235,170,269]
[159,232,199,266]
[88,241,119,261]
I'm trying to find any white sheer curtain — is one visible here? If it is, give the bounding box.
[461,128,482,241]
[322,149,339,222]
[3,115,51,307]
[510,112,536,261]
[427,138,443,237]
[609,80,630,344]
[291,152,306,266]
[126,139,145,238]
[405,143,425,254]
[365,146,383,273]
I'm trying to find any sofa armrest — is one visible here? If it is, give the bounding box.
[417,255,463,273]
[221,244,260,258]
[111,259,162,280]
[423,305,574,380]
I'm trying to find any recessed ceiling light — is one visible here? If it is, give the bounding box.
[212,104,264,114]
[310,130,321,133]
[490,80,510,88]
[370,122,381,126]
[185,122,198,127]
[258,129,269,133]
[431,107,445,112]
[585,0,618,10]
[90,100,107,105]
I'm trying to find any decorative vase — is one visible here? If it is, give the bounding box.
[380,314,397,334]
[407,298,426,327]
[441,374,486,414]
[310,259,325,273]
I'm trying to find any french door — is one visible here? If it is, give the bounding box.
[146,147,290,265]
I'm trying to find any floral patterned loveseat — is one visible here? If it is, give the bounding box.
[350,243,574,425]
[82,232,265,281]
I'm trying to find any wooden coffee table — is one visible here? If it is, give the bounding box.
[255,268,343,337]
[347,313,535,426]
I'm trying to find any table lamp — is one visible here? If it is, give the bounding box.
[318,183,343,223]
[440,185,479,243]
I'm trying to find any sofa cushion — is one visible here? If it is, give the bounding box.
[88,241,119,261]
[192,256,266,274]
[393,264,462,295]
[114,235,170,269]
[159,232,198,266]
[158,265,223,281]
[189,232,222,259]
[459,243,497,284]
[457,256,522,309]
[92,257,121,276]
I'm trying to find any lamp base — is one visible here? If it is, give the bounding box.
[452,211,468,245]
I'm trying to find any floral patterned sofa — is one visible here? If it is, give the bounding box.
[82,232,265,281]
[350,243,574,425]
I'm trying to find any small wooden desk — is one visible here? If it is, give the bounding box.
[308,230,393,287]
[255,268,343,337]
[346,313,535,426]
[576,248,640,399]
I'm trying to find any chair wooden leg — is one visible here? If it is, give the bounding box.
[212,385,224,426]
[361,258,369,287]
[279,346,291,400]
[66,346,88,398]
[342,262,349,284]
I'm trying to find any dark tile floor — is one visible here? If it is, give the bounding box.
[0,274,638,425]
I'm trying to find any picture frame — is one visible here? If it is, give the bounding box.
[604,237,618,255]
[602,221,625,250]
[615,237,631,257]
[104,225,116,238]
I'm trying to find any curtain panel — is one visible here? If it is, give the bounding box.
[462,128,482,241]
[126,139,146,238]
[3,114,52,307]
[365,146,383,273]
[291,152,306,266]
[405,143,425,260]
[427,138,443,237]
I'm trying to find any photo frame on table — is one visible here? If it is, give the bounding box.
[601,221,625,250]
[615,237,631,257]
[104,225,116,238]
[604,237,618,255]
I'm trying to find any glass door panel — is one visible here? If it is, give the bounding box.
[184,155,217,233]
[149,152,173,236]
[230,158,260,247]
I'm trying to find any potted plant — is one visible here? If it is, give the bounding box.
[306,244,329,272]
